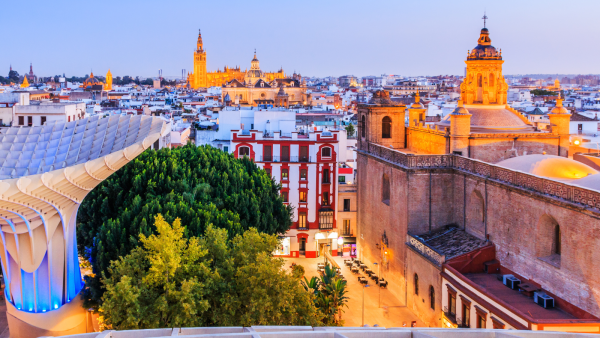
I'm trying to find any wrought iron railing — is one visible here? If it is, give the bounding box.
[259,156,312,163]
[363,142,600,214]
[406,233,446,266]
[443,306,457,324]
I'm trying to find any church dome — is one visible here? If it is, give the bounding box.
[83,72,103,88]
[496,154,598,181]
[550,94,569,115]
[467,28,501,60]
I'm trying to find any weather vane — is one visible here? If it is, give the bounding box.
[482,11,488,28]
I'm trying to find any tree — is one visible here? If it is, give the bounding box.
[531,89,557,96]
[99,215,321,330]
[345,124,355,138]
[8,70,19,83]
[301,265,348,326]
[78,145,293,307]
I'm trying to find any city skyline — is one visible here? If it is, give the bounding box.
[2,0,600,78]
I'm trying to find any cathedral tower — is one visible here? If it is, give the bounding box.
[192,29,207,89]
[460,18,508,105]
[105,69,113,91]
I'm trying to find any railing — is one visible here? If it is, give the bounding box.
[319,223,333,230]
[456,316,470,328]
[259,156,312,163]
[363,142,600,214]
[406,233,446,266]
[443,306,457,325]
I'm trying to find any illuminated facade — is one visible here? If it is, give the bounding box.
[0,115,165,338]
[104,69,113,91]
[190,30,285,89]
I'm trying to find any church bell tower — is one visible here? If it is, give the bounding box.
[192,29,207,89]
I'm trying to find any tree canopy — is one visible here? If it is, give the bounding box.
[530,89,558,96]
[100,215,321,329]
[78,145,293,306]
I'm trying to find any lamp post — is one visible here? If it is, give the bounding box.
[362,284,371,326]
[373,262,380,308]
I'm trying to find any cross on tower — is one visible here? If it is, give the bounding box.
[482,12,488,28]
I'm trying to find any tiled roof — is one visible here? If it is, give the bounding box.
[571,112,597,122]
[413,227,488,259]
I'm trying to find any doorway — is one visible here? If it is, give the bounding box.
[299,238,306,256]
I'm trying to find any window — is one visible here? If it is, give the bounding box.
[322,169,330,183]
[382,116,391,138]
[239,146,250,157]
[361,115,366,138]
[319,210,333,229]
[343,219,350,235]
[265,168,271,176]
[251,123,254,129]
[299,146,309,162]
[429,286,435,310]
[281,168,289,180]
[321,147,331,158]
[449,293,456,316]
[343,199,350,212]
[281,145,290,162]
[298,212,307,229]
[339,175,346,183]
[414,274,419,295]
[555,225,561,255]
[489,73,494,87]
[300,169,307,180]
[477,314,486,329]
[223,146,229,153]
[463,303,471,328]
[321,191,329,206]
[263,145,272,161]
[282,191,288,202]
[477,74,482,88]
[41,116,46,125]
[382,174,390,205]
[299,191,307,203]
[18,116,24,126]
[68,116,71,122]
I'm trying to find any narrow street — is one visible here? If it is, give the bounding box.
[284,256,424,328]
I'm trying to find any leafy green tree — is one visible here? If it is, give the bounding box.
[345,124,355,137]
[100,215,321,329]
[531,89,557,96]
[78,145,292,307]
[8,70,19,83]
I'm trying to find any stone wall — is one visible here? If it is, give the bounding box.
[405,248,443,327]
[357,144,600,320]
[407,127,448,155]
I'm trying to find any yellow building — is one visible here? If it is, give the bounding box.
[20,76,29,88]
[105,69,113,91]
[191,29,207,89]
[460,27,508,105]
[190,29,286,89]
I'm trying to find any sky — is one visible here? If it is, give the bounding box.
[3,0,600,79]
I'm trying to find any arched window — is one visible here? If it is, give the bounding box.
[414,274,419,295]
[382,173,390,205]
[489,73,495,87]
[239,146,250,157]
[537,214,561,258]
[429,286,435,310]
[382,116,392,138]
[361,115,366,138]
[477,74,482,88]
[321,147,331,158]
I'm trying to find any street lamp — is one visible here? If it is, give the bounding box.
[362,284,371,326]
[373,262,380,308]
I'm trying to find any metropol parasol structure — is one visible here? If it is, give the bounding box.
[0,114,165,338]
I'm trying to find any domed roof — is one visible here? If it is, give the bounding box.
[467,28,501,60]
[550,93,569,115]
[410,91,424,109]
[572,174,600,191]
[496,154,598,181]
[450,101,470,115]
[438,104,533,132]
[83,72,103,87]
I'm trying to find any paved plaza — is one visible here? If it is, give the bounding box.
[284,256,424,327]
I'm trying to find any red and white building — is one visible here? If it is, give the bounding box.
[224,108,353,258]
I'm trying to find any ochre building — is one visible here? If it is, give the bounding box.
[190,30,286,89]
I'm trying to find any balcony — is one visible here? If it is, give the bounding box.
[406,233,446,267]
[443,306,457,327]
[259,156,312,163]
[319,209,333,230]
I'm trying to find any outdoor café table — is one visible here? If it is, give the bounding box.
[317,262,325,267]
[351,266,359,273]
[360,264,367,270]
[379,280,388,288]
[370,274,378,281]
[365,269,373,276]
[359,277,368,285]
[345,261,353,267]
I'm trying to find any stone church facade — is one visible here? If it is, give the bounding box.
[356,25,600,330]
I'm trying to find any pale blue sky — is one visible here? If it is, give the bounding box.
[3,0,599,78]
